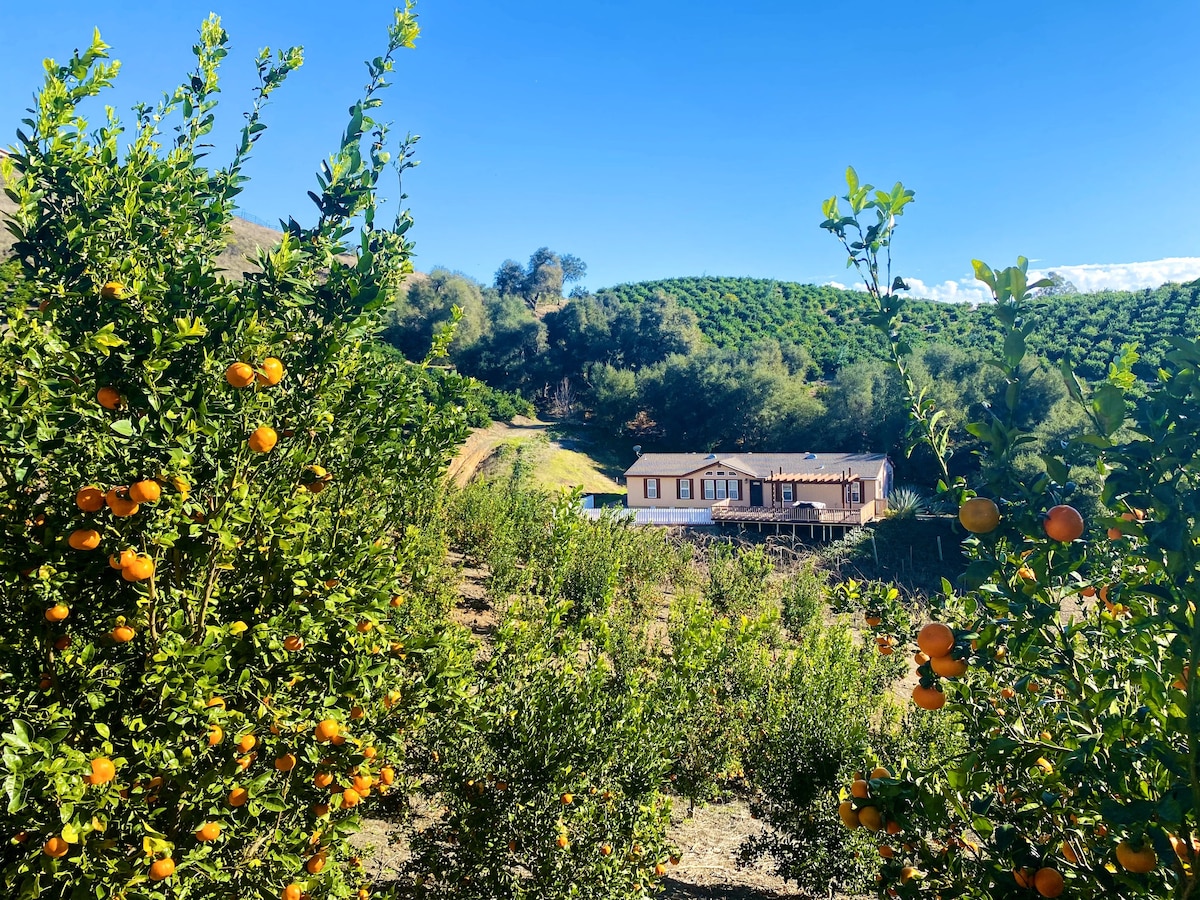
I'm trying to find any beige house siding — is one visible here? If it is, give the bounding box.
[626,470,753,509]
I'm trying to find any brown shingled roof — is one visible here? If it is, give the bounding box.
[623,452,887,479]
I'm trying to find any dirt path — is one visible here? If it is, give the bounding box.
[445,416,546,486]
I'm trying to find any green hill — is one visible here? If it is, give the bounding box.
[595,275,1200,382]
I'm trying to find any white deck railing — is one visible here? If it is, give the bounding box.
[579,507,714,526]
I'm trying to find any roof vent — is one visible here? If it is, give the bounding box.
[705,453,717,460]
[805,452,817,459]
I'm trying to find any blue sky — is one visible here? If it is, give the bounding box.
[3,2,1200,300]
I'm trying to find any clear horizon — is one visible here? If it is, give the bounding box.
[3,2,1199,302]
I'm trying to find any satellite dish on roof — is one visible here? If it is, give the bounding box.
[633,445,642,457]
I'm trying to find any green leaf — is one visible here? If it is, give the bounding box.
[845,166,859,195]
[110,419,135,437]
[971,260,995,289]
[1091,383,1125,437]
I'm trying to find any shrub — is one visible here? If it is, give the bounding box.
[0,10,477,899]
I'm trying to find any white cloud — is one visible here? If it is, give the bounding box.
[838,257,1200,305]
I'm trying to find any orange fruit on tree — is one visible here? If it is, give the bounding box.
[275,753,297,772]
[256,357,285,386]
[959,497,1000,533]
[1061,840,1080,864]
[869,766,891,780]
[850,779,870,799]
[45,604,69,622]
[1034,867,1065,897]
[53,635,70,651]
[917,623,955,658]
[858,806,883,832]
[1000,687,1016,699]
[1115,840,1157,873]
[362,746,377,759]
[100,281,126,300]
[208,725,224,746]
[556,833,570,849]
[76,486,105,512]
[912,684,946,710]
[352,774,373,793]
[314,719,339,743]
[879,844,895,858]
[306,852,328,874]
[105,487,139,517]
[340,788,362,807]
[1013,867,1036,888]
[237,734,256,753]
[1043,505,1084,542]
[112,624,135,642]
[913,651,930,665]
[314,772,334,789]
[837,800,859,829]
[68,528,100,551]
[196,822,222,842]
[283,635,304,652]
[900,866,920,883]
[89,757,116,785]
[654,863,668,876]
[930,655,969,678]
[128,480,160,503]
[283,885,303,900]
[380,766,395,786]
[227,786,248,807]
[43,835,70,858]
[561,792,573,805]
[225,362,255,388]
[149,858,175,881]
[96,386,123,409]
[121,555,154,582]
[248,425,278,453]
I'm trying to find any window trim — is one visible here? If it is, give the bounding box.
[703,479,715,499]
[781,484,793,503]
[716,480,728,500]
[727,479,740,501]
[679,479,691,500]
[646,478,658,499]
[851,481,861,504]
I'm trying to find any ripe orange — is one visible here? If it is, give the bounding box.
[912,684,946,710]
[314,772,334,789]
[43,835,70,858]
[959,497,1000,533]
[353,774,373,794]
[561,792,573,805]
[45,604,69,622]
[283,885,303,900]
[225,362,255,388]
[600,843,613,856]
[879,844,895,858]
[1013,867,1036,888]
[237,734,256,753]
[208,725,224,746]
[128,480,161,504]
[112,624,135,642]
[100,281,126,299]
[900,866,919,883]
[275,753,297,772]
[149,858,175,881]
[356,619,374,633]
[913,651,930,665]
[341,788,362,808]
[556,833,570,849]
[196,822,221,841]
[76,487,105,512]
[1017,565,1036,580]
[53,635,70,651]
[917,623,955,658]
[1043,505,1084,542]
[121,555,155,582]
[248,426,278,453]
[380,766,395,786]
[257,357,285,386]
[850,779,870,799]
[1034,867,1065,897]
[68,528,101,551]
[314,719,339,743]
[227,787,248,807]
[858,806,883,832]
[306,852,327,874]
[89,757,116,785]
[96,386,123,409]
[930,655,969,678]
[654,863,668,876]
[1115,840,1157,873]
[1000,687,1016,699]
[837,800,860,829]
[105,488,139,517]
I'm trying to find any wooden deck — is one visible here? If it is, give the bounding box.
[710,503,878,526]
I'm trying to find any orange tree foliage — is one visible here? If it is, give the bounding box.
[0,8,478,899]
[824,169,1200,899]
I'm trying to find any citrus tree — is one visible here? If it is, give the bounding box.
[0,8,478,899]
[822,169,1200,899]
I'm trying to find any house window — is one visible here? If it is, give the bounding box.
[716,480,728,500]
[646,478,658,499]
[781,484,793,503]
[703,479,715,499]
[851,482,861,504]
[679,479,691,499]
[727,479,740,500]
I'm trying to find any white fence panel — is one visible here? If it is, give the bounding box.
[579,507,713,526]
